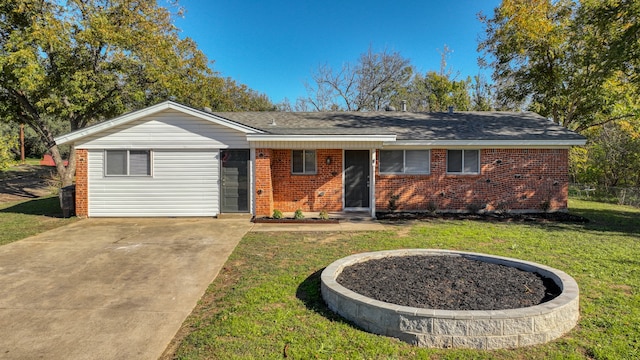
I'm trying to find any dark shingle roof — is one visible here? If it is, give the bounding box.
[212,111,585,141]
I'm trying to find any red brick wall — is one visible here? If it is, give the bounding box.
[255,148,274,217]
[375,149,569,212]
[74,149,89,217]
[270,149,343,213]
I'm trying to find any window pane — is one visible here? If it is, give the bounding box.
[130,150,150,176]
[106,150,127,175]
[380,150,403,173]
[292,150,304,173]
[304,150,316,173]
[447,150,462,173]
[405,150,429,173]
[464,150,479,173]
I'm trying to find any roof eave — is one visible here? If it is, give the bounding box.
[246,134,397,142]
[388,139,587,147]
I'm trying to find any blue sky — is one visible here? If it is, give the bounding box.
[174,0,501,105]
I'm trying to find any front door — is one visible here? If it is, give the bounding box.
[221,149,249,213]
[344,150,370,208]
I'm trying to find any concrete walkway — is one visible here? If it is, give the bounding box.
[0,217,251,360]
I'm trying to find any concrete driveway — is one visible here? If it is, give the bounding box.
[0,217,252,359]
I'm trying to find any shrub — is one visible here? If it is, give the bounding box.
[426,201,438,213]
[540,200,551,213]
[466,202,484,214]
[388,194,400,211]
[272,209,283,219]
[294,209,304,220]
[319,210,329,220]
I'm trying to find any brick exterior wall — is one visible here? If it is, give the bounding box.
[74,149,89,217]
[267,149,343,214]
[255,148,274,217]
[375,148,569,212]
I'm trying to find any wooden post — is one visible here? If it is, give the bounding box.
[20,124,25,163]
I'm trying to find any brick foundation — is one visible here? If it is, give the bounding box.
[375,149,569,212]
[74,149,88,217]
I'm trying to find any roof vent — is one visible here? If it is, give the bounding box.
[448,106,454,114]
[203,106,212,113]
[401,100,407,112]
[269,118,277,126]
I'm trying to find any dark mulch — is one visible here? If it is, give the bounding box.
[336,255,561,311]
[376,211,589,223]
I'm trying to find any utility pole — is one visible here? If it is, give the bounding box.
[20,124,25,163]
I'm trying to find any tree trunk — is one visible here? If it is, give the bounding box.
[49,144,76,187]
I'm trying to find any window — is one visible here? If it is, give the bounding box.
[105,150,151,176]
[447,150,480,174]
[291,150,316,174]
[380,150,430,174]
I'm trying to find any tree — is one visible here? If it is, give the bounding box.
[304,47,413,111]
[470,75,494,111]
[478,0,638,132]
[0,0,264,186]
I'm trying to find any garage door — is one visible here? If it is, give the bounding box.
[87,149,219,217]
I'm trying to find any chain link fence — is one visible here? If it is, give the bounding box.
[570,184,640,208]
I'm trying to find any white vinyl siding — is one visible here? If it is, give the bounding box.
[88,149,219,217]
[76,109,249,149]
[380,150,430,174]
[447,149,480,174]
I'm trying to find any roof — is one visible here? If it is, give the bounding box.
[54,101,586,147]
[212,111,586,143]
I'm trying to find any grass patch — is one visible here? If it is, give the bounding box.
[169,199,640,359]
[0,196,78,246]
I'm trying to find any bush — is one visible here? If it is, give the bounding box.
[319,210,329,220]
[294,209,304,220]
[272,209,283,219]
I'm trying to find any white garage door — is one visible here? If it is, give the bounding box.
[87,149,219,217]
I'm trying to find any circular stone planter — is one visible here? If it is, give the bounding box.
[321,249,579,350]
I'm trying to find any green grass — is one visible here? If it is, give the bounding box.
[0,196,78,246]
[172,199,640,359]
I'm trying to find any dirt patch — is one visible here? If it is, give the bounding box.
[337,255,561,311]
[377,211,589,224]
[0,165,56,203]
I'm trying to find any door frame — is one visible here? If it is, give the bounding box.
[342,149,373,213]
[219,149,250,213]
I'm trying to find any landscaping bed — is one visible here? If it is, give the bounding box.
[376,211,589,223]
[253,217,339,224]
[336,255,561,310]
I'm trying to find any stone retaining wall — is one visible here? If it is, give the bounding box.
[321,249,580,350]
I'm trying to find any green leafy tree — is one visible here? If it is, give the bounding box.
[478,0,639,132]
[0,124,18,169]
[0,0,272,187]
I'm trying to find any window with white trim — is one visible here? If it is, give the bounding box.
[447,149,480,174]
[291,150,316,174]
[105,150,151,176]
[380,150,430,174]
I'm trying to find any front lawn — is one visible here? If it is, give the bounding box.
[0,196,78,246]
[167,199,640,359]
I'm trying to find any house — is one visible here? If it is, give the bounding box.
[54,101,586,218]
